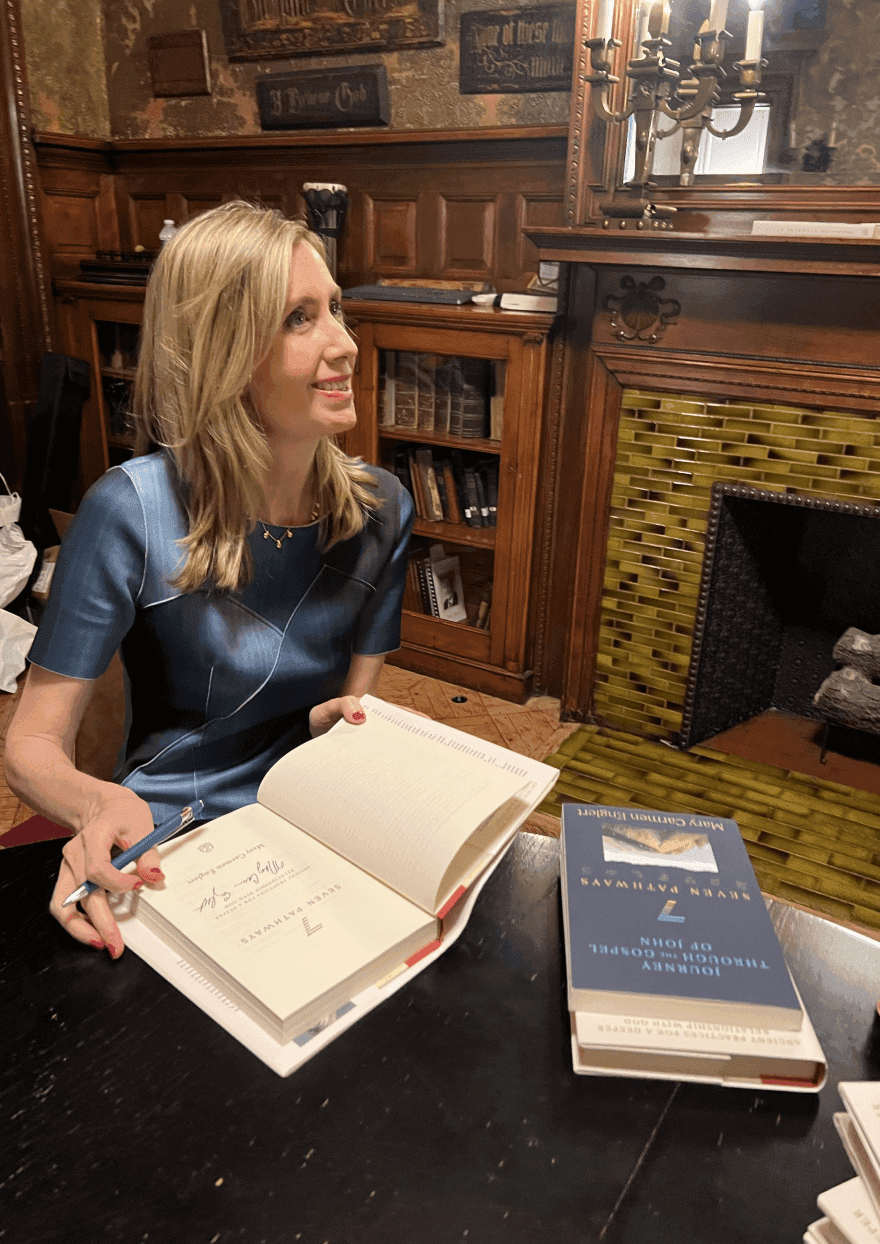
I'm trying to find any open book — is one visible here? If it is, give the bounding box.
[114,696,558,1071]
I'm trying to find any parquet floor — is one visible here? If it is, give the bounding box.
[0,663,577,840]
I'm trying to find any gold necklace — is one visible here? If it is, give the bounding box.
[259,499,321,548]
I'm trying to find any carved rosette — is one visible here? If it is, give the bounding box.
[604,275,680,343]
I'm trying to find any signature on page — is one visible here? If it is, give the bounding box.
[234,858,286,888]
[198,886,231,912]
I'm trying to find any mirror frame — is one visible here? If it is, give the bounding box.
[565,0,880,231]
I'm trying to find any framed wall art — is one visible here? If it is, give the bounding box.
[219,0,444,61]
[459,4,575,94]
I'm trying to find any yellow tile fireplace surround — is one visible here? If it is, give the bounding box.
[594,390,880,741]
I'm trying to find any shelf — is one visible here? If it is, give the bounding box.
[380,428,501,454]
[412,518,495,548]
[101,366,137,380]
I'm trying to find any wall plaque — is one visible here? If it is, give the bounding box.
[256,66,390,129]
[220,0,444,61]
[147,30,212,97]
[459,4,575,94]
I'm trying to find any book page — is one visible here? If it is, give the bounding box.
[257,697,557,914]
[135,803,436,1031]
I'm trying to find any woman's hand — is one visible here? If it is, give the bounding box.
[308,695,367,738]
[49,787,161,958]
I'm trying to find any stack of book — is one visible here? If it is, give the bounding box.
[805,1083,880,1244]
[379,352,503,441]
[560,803,827,1091]
[391,445,498,529]
[406,547,468,623]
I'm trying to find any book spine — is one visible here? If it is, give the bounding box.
[407,446,428,518]
[416,355,436,432]
[482,461,498,527]
[415,448,444,522]
[417,555,439,616]
[448,358,464,439]
[433,357,451,436]
[440,459,463,525]
[450,450,476,527]
[378,351,396,427]
[394,353,418,429]
[471,467,490,527]
[458,358,489,439]
[433,453,451,520]
[489,361,505,442]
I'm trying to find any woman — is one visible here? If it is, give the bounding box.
[5,201,414,958]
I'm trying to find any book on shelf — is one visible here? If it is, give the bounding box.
[499,291,558,313]
[439,459,463,525]
[111,696,558,1076]
[450,357,490,439]
[450,450,477,527]
[415,447,444,522]
[490,361,505,442]
[560,804,804,1031]
[428,553,468,623]
[378,351,396,427]
[416,354,437,432]
[393,352,419,428]
[434,357,451,436]
[570,994,826,1091]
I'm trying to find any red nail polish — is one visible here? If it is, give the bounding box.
[106,943,117,958]
[90,938,104,950]
[353,711,366,722]
[132,881,144,890]
[146,869,164,882]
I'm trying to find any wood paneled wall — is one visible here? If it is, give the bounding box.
[34,128,568,294]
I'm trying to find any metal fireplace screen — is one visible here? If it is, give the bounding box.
[679,484,880,750]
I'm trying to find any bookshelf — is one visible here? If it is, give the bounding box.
[343,300,555,701]
[55,283,144,493]
[55,285,554,702]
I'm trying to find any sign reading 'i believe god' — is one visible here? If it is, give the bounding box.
[256,65,390,129]
[459,4,576,94]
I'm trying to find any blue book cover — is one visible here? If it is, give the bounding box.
[561,805,802,1030]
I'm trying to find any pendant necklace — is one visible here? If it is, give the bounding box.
[260,498,321,548]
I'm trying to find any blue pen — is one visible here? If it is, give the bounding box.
[61,800,204,908]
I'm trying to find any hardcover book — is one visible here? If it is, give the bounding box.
[115,697,558,1072]
[560,804,803,1030]
[836,1083,880,1219]
[817,1178,879,1244]
[571,991,826,1091]
[393,352,418,428]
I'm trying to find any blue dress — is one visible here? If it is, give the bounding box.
[29,452,414,823]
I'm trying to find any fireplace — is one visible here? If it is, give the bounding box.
[592,389,880,751]
[679,484,880,749]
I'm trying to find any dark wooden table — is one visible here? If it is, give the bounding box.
[3,832,878,1244]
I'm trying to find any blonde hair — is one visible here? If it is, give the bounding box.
[132,199,378,592]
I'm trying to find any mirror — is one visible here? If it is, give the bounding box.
[616,0,878,187]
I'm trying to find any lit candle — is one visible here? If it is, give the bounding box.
[595,0,615,44]
[660,0,671,33]
[708,0,728,33]
[635,0,652,50]
[744,0,765,60]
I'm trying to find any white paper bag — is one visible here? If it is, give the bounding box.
[0,470,21,527]
[0,471,36,607]
[0,608,36,693]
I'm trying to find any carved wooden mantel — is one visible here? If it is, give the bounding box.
[526,226,880,720]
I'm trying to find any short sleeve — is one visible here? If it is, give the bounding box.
[28,467,146,680]
[352,478,414,656]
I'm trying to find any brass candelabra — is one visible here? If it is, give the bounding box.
[585,0,767,222]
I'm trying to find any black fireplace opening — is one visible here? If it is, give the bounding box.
[679,484,880,750]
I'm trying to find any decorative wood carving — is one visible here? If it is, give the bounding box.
[604,275,680,343]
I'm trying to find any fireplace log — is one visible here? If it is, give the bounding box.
[832,628,880,680]
[813,667,880,734]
